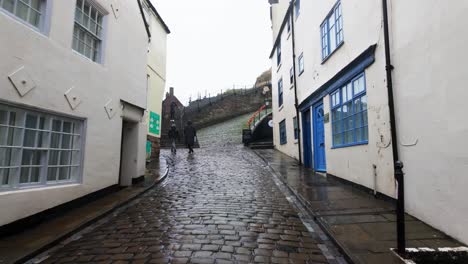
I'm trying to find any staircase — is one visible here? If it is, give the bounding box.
[249,141,274,150]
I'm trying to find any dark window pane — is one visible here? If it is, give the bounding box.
[30,167,40,182]
[23,130,36,147]
[60,151,71,165]
[59,167,70,180]
[49,150,59,165]
[20,168,29,183]
[15,1,29,23]
[26,115,38,128]
[47,167,57,181]
[2,0,15,12]
[50,133,61,148]
[0,110,7,124]
[61,134,71,149]
[52,120,61,132]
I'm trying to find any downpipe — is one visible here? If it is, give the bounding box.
[290,1,302,165]
[382,0,406,254]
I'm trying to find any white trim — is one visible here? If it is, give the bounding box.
[0,0,50,36]
[0,102,85,192]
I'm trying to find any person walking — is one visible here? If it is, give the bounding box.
[168,122,179,154]
[184,121,197,154]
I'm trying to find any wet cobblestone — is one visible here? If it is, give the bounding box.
[40,115,341,263]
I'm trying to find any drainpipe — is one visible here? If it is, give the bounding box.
[290,1,302,165]
[382,0,406,254]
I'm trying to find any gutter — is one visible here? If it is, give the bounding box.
[137,0,152,40]
[269,4,293,59]
[382,0,406,254]
[290,1,302,165]
[144,0,171,34]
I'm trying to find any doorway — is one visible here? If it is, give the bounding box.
[302,109,313,168]
[313,102,327,172]
[119,120,139,186]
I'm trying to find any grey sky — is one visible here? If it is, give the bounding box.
[151,0,272,105]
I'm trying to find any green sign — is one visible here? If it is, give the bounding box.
[146,141,151,156]
[149,111,160,135]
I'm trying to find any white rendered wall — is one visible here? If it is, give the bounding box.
[271,15,300,161]
[391,0,468,244]
[146,9,168,138]
[0,0,148,225]
[271,0,395,197]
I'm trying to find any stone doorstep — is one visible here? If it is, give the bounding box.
[0,157,170,264]
[252,149,465,264]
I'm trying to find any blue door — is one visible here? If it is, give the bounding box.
[313,103,327,172]
[302,110,312,168]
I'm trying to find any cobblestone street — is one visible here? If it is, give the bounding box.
[39,115,344,264]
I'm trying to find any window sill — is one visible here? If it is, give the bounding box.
[331,141,368,149]
[0,183,81,195]
[321,41,345,65]
[0,8,47,36]
[72,50,103,66]
[278,105,284,112]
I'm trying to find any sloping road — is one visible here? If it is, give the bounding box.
[39,114,345,264]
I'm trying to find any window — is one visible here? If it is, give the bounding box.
[73,0,104,62]
[278,78,283,107]
[0,104,84,191]
[321,2,343,60]
[289,67,294,85]
[286,17,291,33]
[298,53,304,74]
[294,0,300,18]
[0,0,45,28]
[279,120,287,145]
[331,73,368,147]
[276,41,282,66]
[293,117,298,140]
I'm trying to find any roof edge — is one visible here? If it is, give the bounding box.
[269,3,293,59]
[145,0,171,34]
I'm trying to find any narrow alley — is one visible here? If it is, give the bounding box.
[37,115,345,264]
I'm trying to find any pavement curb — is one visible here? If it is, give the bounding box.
[252,149,356,264]
[17,157,170,264]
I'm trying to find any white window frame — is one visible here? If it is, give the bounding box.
[298,53,304,75]
[0,0,50,33]
[0,102,85,192]
[72,0,107,63]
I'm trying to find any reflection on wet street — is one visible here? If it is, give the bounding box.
[42,114,340,264]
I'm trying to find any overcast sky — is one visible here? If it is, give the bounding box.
[150,0,272,105]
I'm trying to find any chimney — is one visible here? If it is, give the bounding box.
[170,87,174,97]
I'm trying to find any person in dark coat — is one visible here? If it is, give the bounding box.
[168,123,179,154]
[184,121,197,154]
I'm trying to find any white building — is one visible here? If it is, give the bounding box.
[0,0,149,227]
[141,0,170,160]
[269,0,468,245]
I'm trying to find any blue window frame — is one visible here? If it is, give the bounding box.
[293,117,298,140]
[321,2,343,60]
[278,78,283,107]
[294,0,300,18]
[298,53,304,75]
[279,119,287,145]
[331,73,368,147]
[277,40,282,66]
